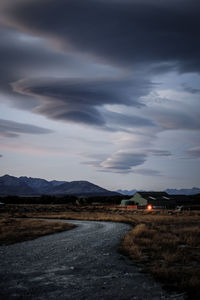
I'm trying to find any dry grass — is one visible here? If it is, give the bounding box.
[0,204,200,298]
[0,218,76,245]
[119,216,200,299]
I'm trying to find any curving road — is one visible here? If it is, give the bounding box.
[0,220,183,299]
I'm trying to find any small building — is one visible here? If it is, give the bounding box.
[120,192,196,209]
[130,192,170,207]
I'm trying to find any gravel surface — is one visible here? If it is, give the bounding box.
[0,219,184,300]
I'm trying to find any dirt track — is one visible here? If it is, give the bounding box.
[0,220,184,299]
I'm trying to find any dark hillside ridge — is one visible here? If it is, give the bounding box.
[0,175,119,197]
[116,189,137,196]
[0,175,36,196]
[47,180,118,196]
[165,187,200,195]
[117,187,200,196]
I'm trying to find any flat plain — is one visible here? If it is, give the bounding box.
[0,204,200,299]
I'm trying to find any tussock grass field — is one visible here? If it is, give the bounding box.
[120,216,200,299]
[0,204,200,298]
[0,218,75,245]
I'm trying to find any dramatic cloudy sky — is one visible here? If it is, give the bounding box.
[0,0,199,190]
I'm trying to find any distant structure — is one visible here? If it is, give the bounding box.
[122,192,197,209]
[130,192,169,206]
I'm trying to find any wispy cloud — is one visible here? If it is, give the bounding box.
[131,168,161,177]
[100,151,147,173]
[81,148,171,174]
[0,119,53,138]
[149,149,172,157]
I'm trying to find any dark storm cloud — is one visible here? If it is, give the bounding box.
[0,119,53,138]
[0,26,87,109]
[12,77,152,127]
[185,147,200,158]
[0,27,81,79]
[182,84,200,94]
[0,28,67,79]
[0,154,2,158]
[1,0,200,72]
[1,0,199,133]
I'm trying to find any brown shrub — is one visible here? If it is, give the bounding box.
[0,218,75,245]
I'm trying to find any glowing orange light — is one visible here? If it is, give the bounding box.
[147,204,152,210]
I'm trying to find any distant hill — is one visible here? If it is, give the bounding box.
[165,187,200,195]
[20,176,52,193]
[19,176,66,194]
[0,175,36,196]
[117,187,200,196]
[47,180,119,196]
[0,174,119,197]
[116,189,137,196]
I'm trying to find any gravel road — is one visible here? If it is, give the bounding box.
[0,219,184,300]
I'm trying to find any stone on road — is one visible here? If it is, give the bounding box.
[0,220,183,299]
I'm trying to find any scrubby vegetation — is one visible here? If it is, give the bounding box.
[0,194,129,205]
[0,218,75,245]
[120,214,200,299]
[0,204,200,298]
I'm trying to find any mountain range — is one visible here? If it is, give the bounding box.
[0,175,119,197]
[117,187,200,196]
[116,189,137,196]
[1,174,199,197]
[165,187,200,195]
